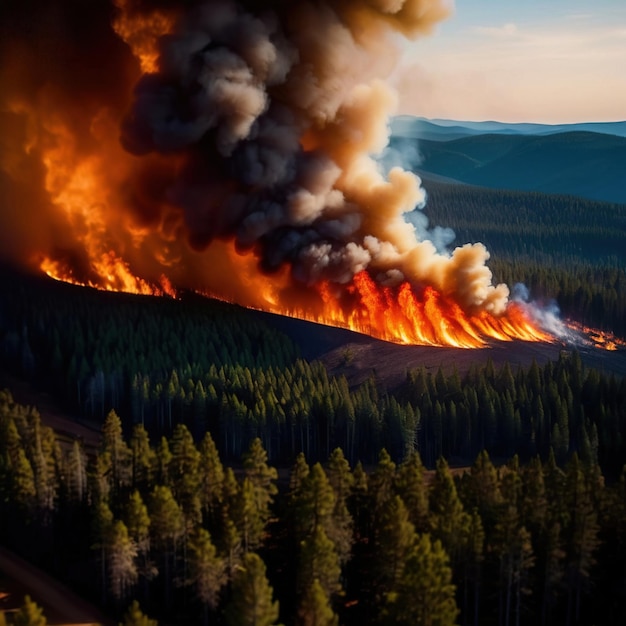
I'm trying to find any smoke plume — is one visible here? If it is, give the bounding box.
[1,0,514,320]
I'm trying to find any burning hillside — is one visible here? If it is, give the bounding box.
[1,0,558,347]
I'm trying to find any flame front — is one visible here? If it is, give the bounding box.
[42,250,552,348]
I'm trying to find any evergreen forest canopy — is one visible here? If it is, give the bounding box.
[1,177,626,625]
[1,394,626,626]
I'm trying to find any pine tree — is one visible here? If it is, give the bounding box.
[298,578,339,626]
[129,424,155,491]
[384,534,458,626]
[108,519,138,602]
[350,461,369,539]
[298,525,342,601]
[149,484,185,606]
[125,490,155,586]
[462,450,502,536]
[198,431,224,519]
[101,409,132,494]
[187,528,227,624]
[242,438,278,529]
[119,599,158,626]
[372,495,416,597]
[13,595,47,626]
[234,477,266,553]
[292,463,336,542]
[395,451,429,532]
[289,452,310,496]
[169,423,202,528]
[93,499,114,605]
[224,552,279,626]
[66,439,88,504]
[369,449,396,518]
[563,454,600,625]
[429,458,470,563]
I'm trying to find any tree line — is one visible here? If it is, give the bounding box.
[2,391,626,625]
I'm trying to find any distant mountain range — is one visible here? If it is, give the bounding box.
[391,116,626,141]
[389,117,626,204]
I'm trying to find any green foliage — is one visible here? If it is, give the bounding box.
[225,553,280,626]
[119,600,158,626]
[186,528,226,610]
[13,595,47,626]
[298,579,339,626]
[384,534,458,626]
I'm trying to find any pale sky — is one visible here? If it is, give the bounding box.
[392,0,626,123]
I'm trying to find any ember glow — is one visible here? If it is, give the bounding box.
[0,0,566,349]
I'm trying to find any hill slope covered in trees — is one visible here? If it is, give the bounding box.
[388,131,626,204]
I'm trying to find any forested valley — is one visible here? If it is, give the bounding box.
[1,180,626,625]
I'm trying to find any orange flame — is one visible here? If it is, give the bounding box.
[565,321,626,352]
[41,254,554,348]
[274,271,554,348]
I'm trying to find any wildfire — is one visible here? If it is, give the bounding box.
[41,255,177,298]
[3,0,619,355]
[40,253,553,349]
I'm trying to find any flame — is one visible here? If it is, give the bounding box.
[565,321,626,352]
[269,271,553,348]
[112,1,176,74]
[41,241,553,349]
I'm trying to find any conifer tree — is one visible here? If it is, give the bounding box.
[395,451,429,532]
[242,437,278,528]
[101,409,132,494]
[108,519,138,601]
[298,579,339,626]
[429,458,470,563]
[93,499,114,604]
[373,495,416,596]
[234,477,266,553]
[563,454,600,625]
[298,525,342,601]
[125,490,155,586]
[169,423,202,527]
[129,424,155,492]
[369,449,396,516]
[198,431,224,519]
[119,599,157,626]
[13,595,47,626]
[289,452,310,496]
[66,439,88,504]
[187,527,227,625]
[149,484,185,605]
[462,450,502,536]
[384,534,458,626]
[224,552,279,626]
[350,461,369,539]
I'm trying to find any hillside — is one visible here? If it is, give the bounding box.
[389,131,626,204]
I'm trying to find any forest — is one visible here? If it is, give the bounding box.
[2,391,626,626]
[1,178,626,625]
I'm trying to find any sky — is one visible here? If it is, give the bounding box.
[392,0,626,123]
